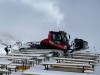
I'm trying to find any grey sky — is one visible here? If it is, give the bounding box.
[0,0,100,52]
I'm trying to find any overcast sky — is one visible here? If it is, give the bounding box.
[0,0,100,52]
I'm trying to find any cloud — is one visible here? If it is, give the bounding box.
[0,0,64,42]
[21,0,64,26]
[0,0,64,27]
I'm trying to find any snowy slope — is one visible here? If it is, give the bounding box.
[0,33,20,54]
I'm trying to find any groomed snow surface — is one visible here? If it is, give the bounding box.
[10,57,94,75]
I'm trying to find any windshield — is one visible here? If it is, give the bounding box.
[52,32,68,44]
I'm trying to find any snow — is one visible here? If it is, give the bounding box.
[10,59,94,75]
[94,62,100,75]
[0,35,96,75]
[0,52,94,75]
[23,68,93,75]
[0,47,95,75]
[0,34,21,54]
[0,47,6,54]
[9,57,94,75]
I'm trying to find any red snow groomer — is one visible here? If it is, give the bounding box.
[40,31,70,53]
[40,31,89,54]
[21,31,89,56]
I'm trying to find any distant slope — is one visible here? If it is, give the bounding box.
[0,33,20,54]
